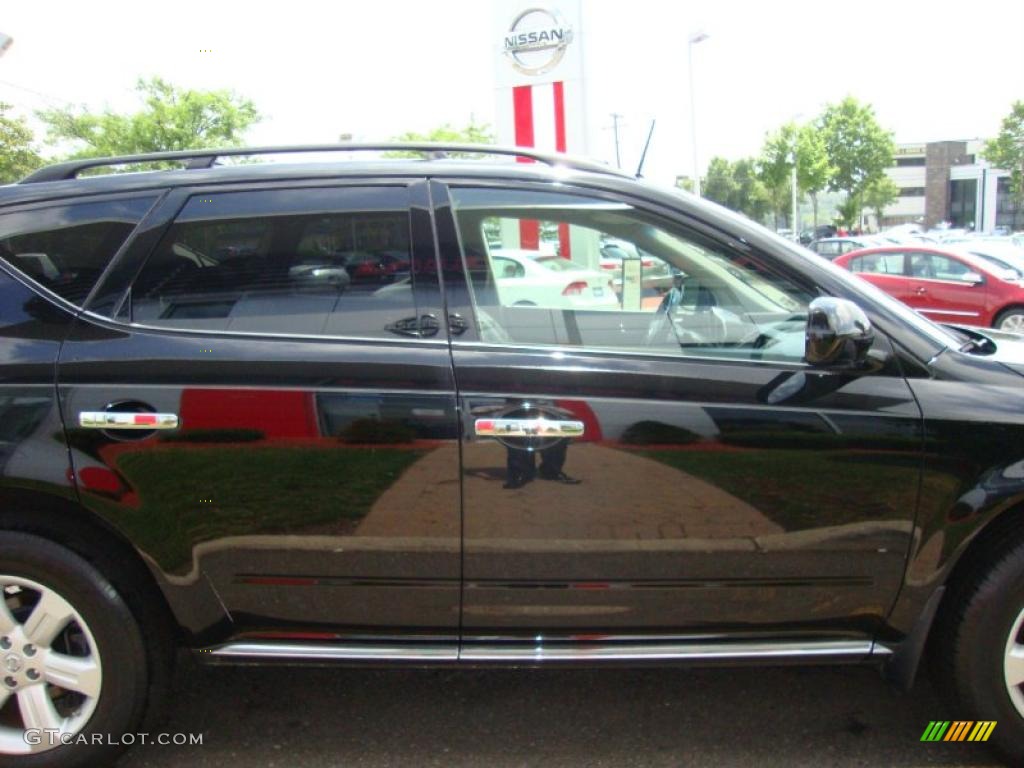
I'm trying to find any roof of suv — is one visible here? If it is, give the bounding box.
[0,143,644,208]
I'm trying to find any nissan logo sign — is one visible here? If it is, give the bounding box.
[503,7,574,76]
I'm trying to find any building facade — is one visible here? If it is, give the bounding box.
[883,140,1020,232]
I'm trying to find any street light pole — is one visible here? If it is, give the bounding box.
[688,31,709,197]
[791,153,799,240]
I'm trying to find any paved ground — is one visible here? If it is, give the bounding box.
[118,662,1003,767]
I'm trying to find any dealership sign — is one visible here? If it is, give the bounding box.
[503,8,574,75]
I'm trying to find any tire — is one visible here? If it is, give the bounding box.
[994,307,1024,334]
[932,536,1024,763]
[0,532,148,768]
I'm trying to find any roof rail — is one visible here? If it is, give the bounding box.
[19,143,632,184]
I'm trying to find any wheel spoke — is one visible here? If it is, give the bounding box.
[44,651,101,698]
[0,597,17,636]
[1006,644,1024,688]
[21,589,73,647]
[17,685,63,732]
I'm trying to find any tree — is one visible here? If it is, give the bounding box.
[985,101,1024,230]
[37,77,260,160]
[758,123,797,230]
[835,194,862,230]
[795,123,833,230]
[863,175,900,230]
[702,156,771,224]
[818,97,895,226]
[701,157,735,204]
[388,119,495,157]
[0,103,43,182]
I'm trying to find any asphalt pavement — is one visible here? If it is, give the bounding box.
[116,661,1004,767]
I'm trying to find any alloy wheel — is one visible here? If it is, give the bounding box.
[0,576,102,755]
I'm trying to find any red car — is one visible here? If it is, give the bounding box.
[834,245,1024,333]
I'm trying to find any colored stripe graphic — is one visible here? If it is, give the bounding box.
[921,721,950,741]
[551,80,571,259]
[921,720,996,742]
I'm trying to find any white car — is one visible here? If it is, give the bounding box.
[489,249,618,309]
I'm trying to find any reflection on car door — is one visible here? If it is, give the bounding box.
[434,180,923,654]
[58,181,462,646]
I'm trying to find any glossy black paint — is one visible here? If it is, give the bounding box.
[0,158,1020,660]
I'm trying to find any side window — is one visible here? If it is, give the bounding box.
[127,187,427,339]
[850,252,905,275]
[449,186,815,363]
[0,196,155,304]
[909,252,971,281]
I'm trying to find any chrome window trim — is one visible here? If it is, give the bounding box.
[77,309,452,347]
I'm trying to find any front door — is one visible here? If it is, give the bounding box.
[434,181,922,654]
[905,250,989,325]
[59,180,462,646]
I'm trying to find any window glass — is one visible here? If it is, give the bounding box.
[450,187,815,363]
[909,252,972,281]
[129,187,426,338]
[850,252,905,275]
[0,197,155,304]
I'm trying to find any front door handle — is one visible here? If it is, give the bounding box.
[914,286,927,295]
[79,412,180,429]
[475,418,584,438]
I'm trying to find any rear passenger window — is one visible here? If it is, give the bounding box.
[849,252,905,275]
[127,187,427,338]
[0,197,155,304]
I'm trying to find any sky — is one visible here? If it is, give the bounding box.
[1,0,1022,187]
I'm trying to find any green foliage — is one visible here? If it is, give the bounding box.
[835,194,863,229]
[819,97,895,196]
[37,77,260,161]
[757,123,797,228]
[816,97,894,228]
[985,101,1024,211]
[795,123,833,228]
[702,156,770,224]
[388,119,495,158]
[863,174,900,228]
[0,103,43,183]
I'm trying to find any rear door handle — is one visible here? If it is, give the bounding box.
[475,418,584,438]
[914,286,927,295]
[79,412,179,429]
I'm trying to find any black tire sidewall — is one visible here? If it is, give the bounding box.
[952,546,1024,762]
[0,533,148,768]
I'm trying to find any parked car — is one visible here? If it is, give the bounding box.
[489,248,618,309]
[3,144,1024,767]
[799,224,837,245]
[834,245,1024,333]
[807,236,877,259]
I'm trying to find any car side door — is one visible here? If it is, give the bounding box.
[845,251,910,303]
[58,180,463,650]
[432,180,923,657]
[906,251,989,325]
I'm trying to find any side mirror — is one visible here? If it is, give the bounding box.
[962,271,984,285]
[805,297,875,368]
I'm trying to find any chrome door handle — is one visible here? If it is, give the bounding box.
[475,418,584,438]
[79,412,180,430]
[914,287,927,295]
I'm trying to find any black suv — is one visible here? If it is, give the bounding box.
[1,144,1023,767]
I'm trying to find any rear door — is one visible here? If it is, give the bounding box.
[58,180,462,647]
[434,180,923,655]
[846,250,910,303]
